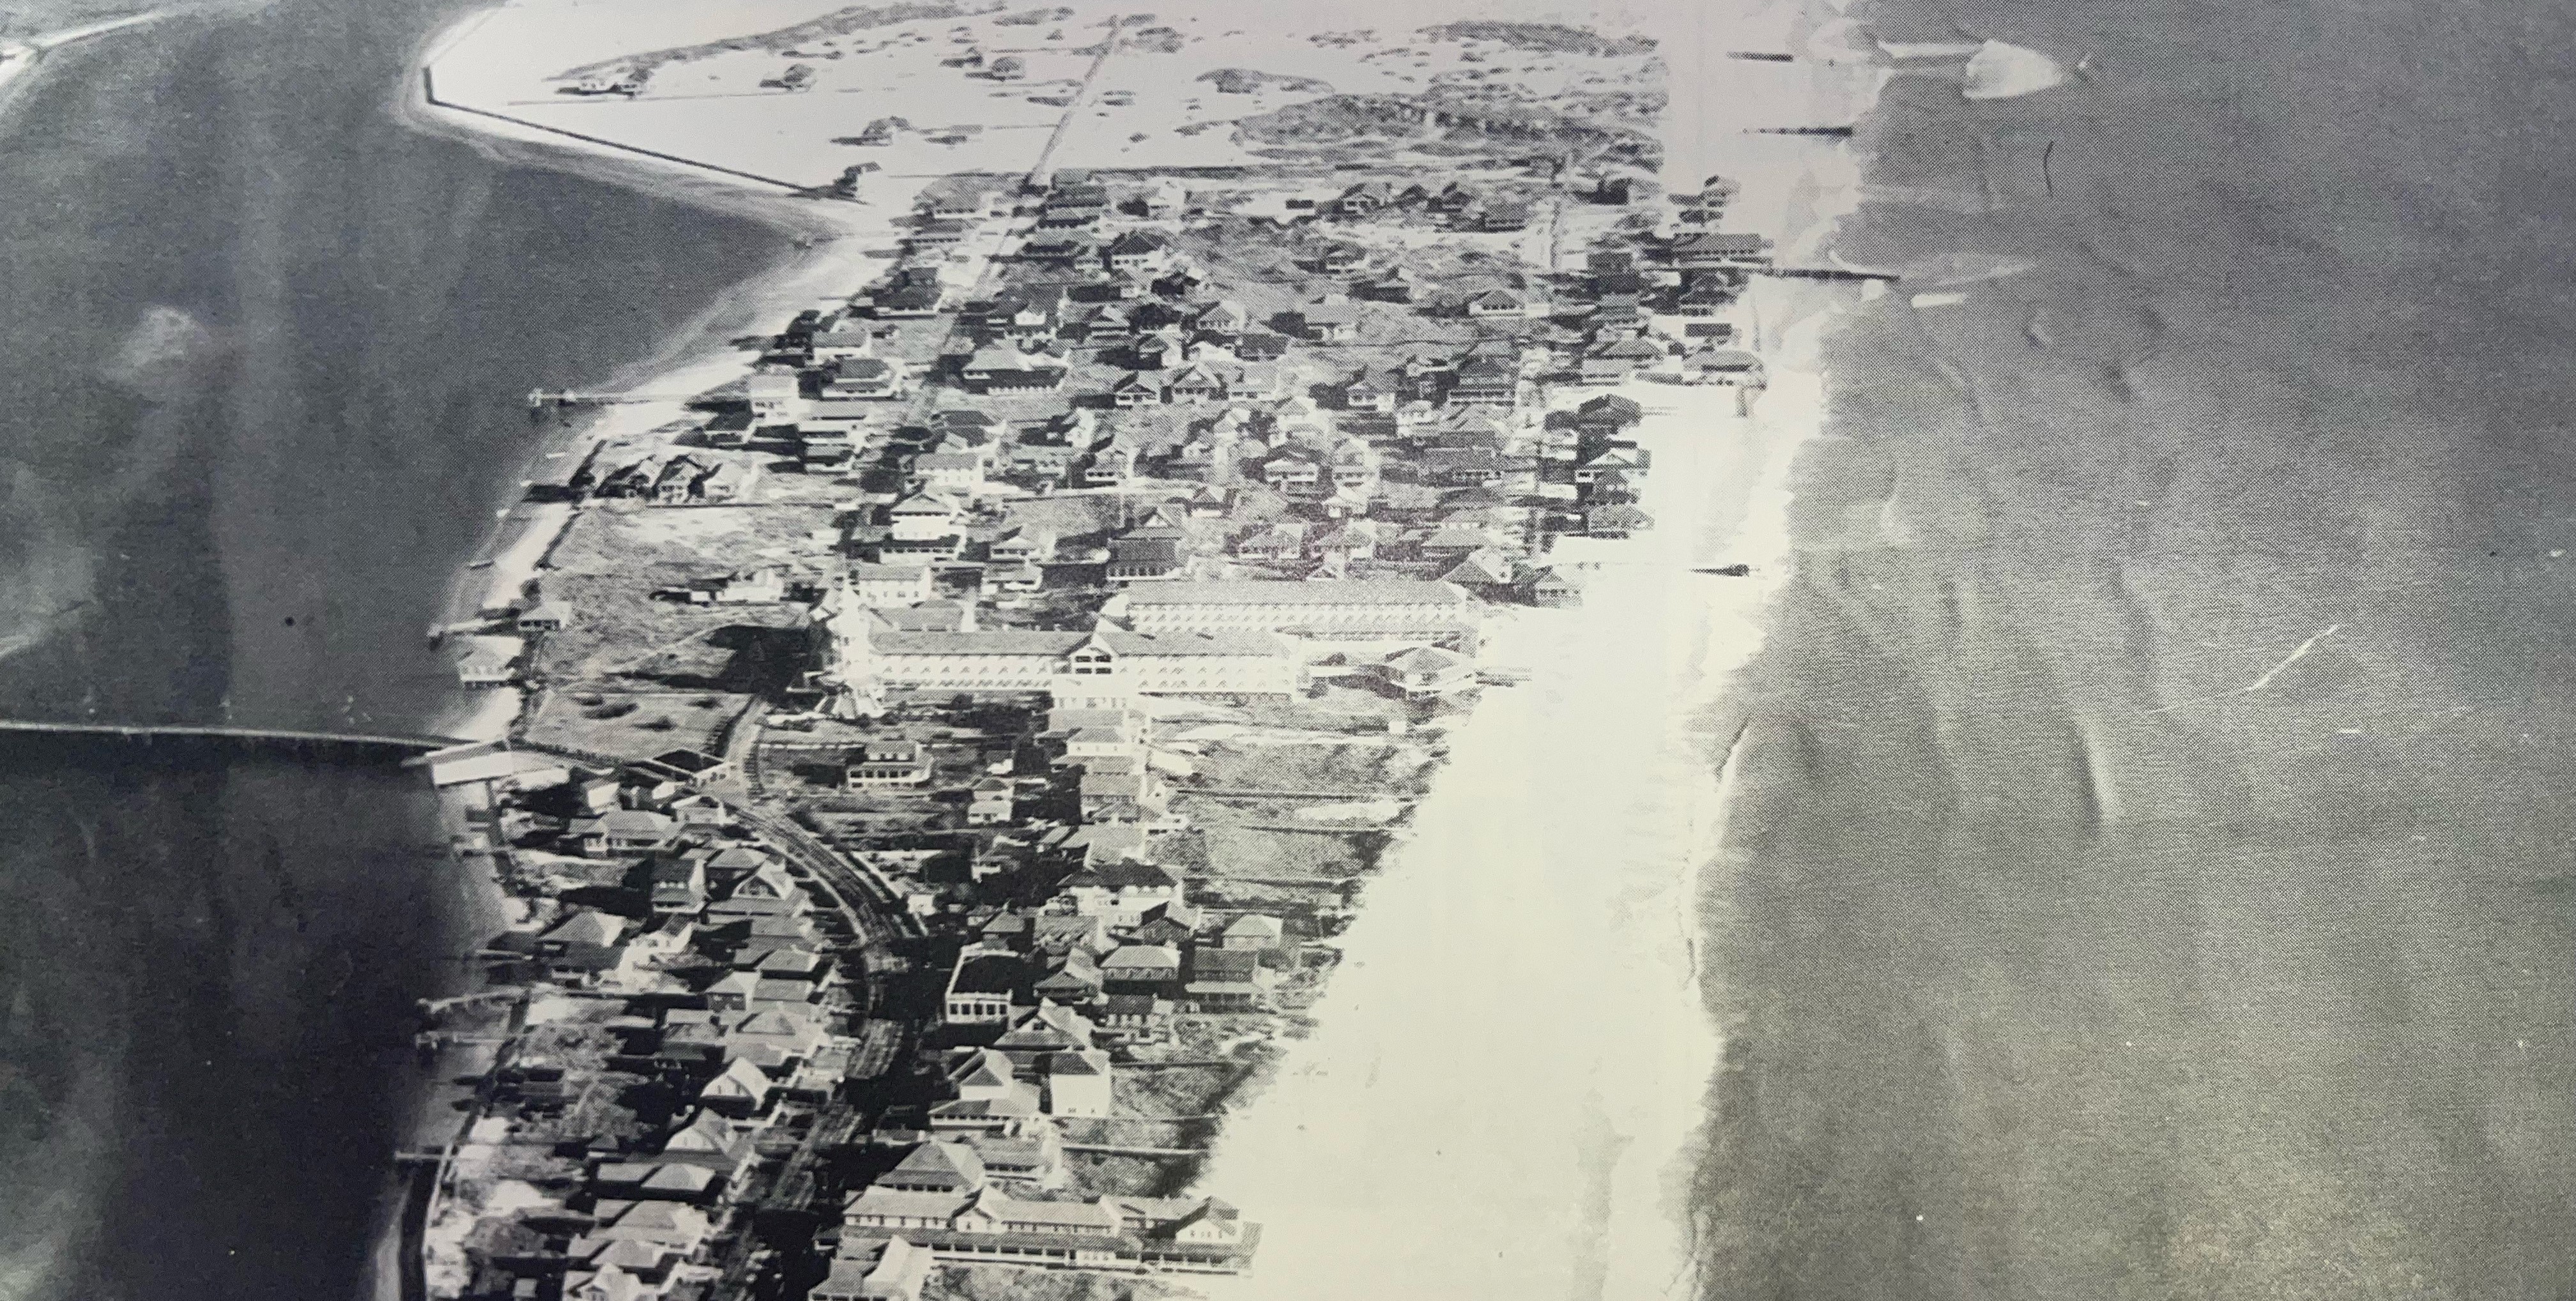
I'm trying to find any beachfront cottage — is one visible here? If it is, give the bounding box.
[1221,915,1285,950]
[846,740,933,788]
[1184,948,1275,1011]
[747,371,803,418]
[1585,503,1655,538]
[1689,349,1765,385]
[1582,337,1664,381]
[1375,645,1480,701]
[827,356,907,401]
[1524,567,1583,607]
[1677,278,1736,317]
[1664,231,1773,269]
[1574,393,1645,434]
[572,809,679,855]
[539,910,632,980]
[454,636,523,688]
[809,324,877,365]
[515,599,572,633]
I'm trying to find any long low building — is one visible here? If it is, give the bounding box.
[840,1190,1258,1275]
[823,605,1297,703]
[1104,579,1483,643]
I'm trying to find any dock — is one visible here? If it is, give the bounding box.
[0,718,464,763]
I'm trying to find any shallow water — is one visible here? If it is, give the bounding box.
[1699,0,2576,1295]
[0,0,788,1295]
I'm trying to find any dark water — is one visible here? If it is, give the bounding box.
[0,0,788,1295]
[1702,1,2576,1297]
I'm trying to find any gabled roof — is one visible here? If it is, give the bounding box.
[948,1047,1018,1091]
[890,1139,986,1187]
[1046,1048,1110,1077]
[543,910,629,947]
[700,1057,771,1101]
[886,491,962,517]
[1102,943,1182,972]
[1222,913,1284,940]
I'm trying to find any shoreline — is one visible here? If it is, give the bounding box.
[1184,6,1892,1297]
[401,4,908,744]
[379,2,1896,1297]
[379,8,920,1285]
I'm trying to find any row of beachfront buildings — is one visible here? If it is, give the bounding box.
[447,152,1761,1298]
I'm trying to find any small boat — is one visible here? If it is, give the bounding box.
[1694,564,1753,577]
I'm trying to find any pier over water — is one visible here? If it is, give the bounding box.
[0,719,465,765]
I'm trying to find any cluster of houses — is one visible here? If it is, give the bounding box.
[447,753,898,1301]
[438,148,1781,1299]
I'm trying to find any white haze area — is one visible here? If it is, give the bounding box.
[1961,39,2065,100]
[0,305,216,662]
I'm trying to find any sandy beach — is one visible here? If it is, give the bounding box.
[394,0,1889,1295]
[1184,4,1887,1295]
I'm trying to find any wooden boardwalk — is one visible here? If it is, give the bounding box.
[0,717,464,760]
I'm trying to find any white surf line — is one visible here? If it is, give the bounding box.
[2144,623,2342,714]
[27,8,171,50]
[1,8,171,110]
[2241,623,2342,693]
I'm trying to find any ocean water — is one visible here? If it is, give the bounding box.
[1699,0,2576,1297]
[0,0,790,1295]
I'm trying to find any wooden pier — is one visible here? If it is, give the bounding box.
[0,718,465,764]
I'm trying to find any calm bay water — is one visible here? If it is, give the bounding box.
[1701,0,2576,1296]
[0,0,787,1295]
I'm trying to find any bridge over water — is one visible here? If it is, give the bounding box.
[0,719,468,765]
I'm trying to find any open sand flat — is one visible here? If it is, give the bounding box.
[424,0,1685,190]
[425,0,1086,189]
